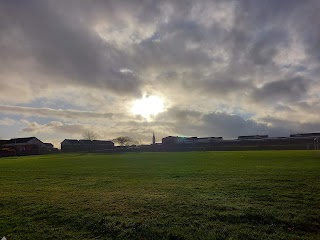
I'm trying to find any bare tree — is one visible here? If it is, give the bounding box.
[113,136,136,146]
[82,130,98,140]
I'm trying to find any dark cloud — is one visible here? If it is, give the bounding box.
[156,107,201,128]
[157,108,290,139]
[0,0,142,96]
[294,101,320,113]
[248,30,288,66]
[200,112,288,138]
[0,0,317,99]
[261,116,320,135]
[251,77,310,103]
[197,77,251,96]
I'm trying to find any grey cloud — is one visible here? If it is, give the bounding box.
[248,30,288,66]
[0,118,17,126]
[156,107,200,123]
[135,0,313,101]
[200,112,288,138]
[0,1,142,96]
[155,71,251,98]
[0,0,317,100]
[294,101,320,113]
[234,0,304,26]
[133,32,212,71]
[290,0,320,60]
[156,107,293,138]
[251,77,310,103]
[222,0,307,77]
[273,104,294,113]
[21,120,87,135]
[0,105,114,120]
[197,77,251,96]
[261,116,320,134]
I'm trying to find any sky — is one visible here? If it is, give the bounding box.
[0,0,320,147]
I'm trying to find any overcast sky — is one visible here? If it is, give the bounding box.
[1,0,320,147]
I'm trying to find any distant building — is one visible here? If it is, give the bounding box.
[162,136,223,145]
[0,137,47,156]
[290,133,320,138]
[0,140,8,146]
[4,137,45,147]
[91,140,114,150]
[61,139,114,152]
[162,136,178,145]
[238,135,268,140]
[196,137,223,143]
[152,132,156,145]
[44,143,54,149]
[61,139,79,152]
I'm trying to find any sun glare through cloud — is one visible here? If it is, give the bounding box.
[131,95,164,118]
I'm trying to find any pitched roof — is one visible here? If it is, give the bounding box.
[290,133,320,138]
[7,137,38,144]
[61,139,114,145]
[92,140,114,144]
[62,139,79,144]
[79,140,92,144]
[44,143,54,147]
[238,135,268,139]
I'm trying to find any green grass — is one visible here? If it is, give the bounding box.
[0,151,319,239]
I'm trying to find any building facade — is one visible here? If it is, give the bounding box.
[0,137,48,156]
[61,139,114,152]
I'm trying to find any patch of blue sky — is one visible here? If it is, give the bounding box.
[21,116,60,125]
[148,32,161,42]
[140,34,161,45]
[0,114,21,126]
[0,125,20,139]
[233,109,254,120]
[0,112,61,125]
[16,98,86,110]
[215,104,249,115]
[215,104,254,120]
[282,64,308,73]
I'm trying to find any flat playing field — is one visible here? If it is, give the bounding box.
[0,151,319,239]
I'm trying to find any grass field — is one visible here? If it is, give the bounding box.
[0,151,319,239]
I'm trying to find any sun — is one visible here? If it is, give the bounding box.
[131,95,164,117]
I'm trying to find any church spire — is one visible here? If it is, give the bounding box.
[152,131,156,145]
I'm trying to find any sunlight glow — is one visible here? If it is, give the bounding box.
[131,95,164,117]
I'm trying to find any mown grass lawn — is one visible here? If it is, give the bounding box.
[0,151,319,239]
